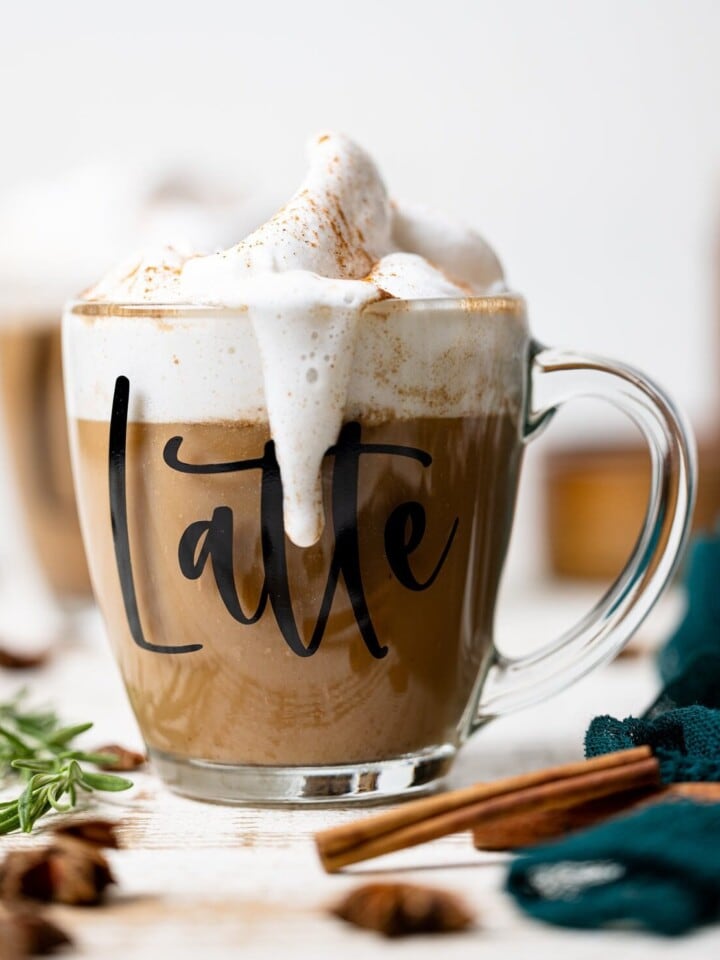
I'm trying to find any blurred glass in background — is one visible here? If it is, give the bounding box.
[0,164,269,642]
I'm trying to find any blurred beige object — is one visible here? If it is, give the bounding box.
[545,440,720,580]
[0,322,90,598]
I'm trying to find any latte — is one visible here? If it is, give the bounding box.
[64,133,532,799]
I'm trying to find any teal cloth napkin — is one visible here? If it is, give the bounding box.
[657,531,720,697]
[506,531,720,935]
[586,706,720,782]
[507,801,720,935]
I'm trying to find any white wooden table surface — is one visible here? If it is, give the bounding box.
[0,582,715,959]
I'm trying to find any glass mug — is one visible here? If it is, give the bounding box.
[62,295,694,803]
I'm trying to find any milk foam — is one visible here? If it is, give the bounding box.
[74,133,509,547]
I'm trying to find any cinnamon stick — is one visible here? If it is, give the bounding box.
[316,746,658,872]
[471,780,720,850]
[471,785,663,849]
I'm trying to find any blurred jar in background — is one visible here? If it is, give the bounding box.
[543,214,720,583]
[0,168,268,615]
[544,441,720,580]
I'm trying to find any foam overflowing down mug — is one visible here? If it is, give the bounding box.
[63,134,695,803]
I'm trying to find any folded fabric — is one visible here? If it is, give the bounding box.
[649,531,720,716]
[586,526,720,782]
[506,800,720,935]
[644,650,720,719]
[586,705,720,782]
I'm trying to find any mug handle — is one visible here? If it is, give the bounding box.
[473,345,696,724]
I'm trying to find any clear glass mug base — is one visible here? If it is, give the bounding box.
[148,744,456,805]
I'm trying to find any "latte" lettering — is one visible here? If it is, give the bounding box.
[109,377,458,659]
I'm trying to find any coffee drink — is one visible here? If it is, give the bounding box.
[64,133,694,802]
[73,409,520,765]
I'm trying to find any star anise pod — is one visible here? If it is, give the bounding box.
[0,648,48,670]
[332,882,475,937]
[53,819,120,849]
[0,837,114,906]
[93,744,146,771]
[0,901,70,957]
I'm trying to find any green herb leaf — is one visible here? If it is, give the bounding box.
[80,771,133,792]
[45,722,94,747]
[0,692,135,835]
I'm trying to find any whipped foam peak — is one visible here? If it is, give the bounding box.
[197,132,391,282]
[84,133,505,547]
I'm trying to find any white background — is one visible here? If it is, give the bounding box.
[1,0,719,581]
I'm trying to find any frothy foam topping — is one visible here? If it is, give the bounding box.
[82,133,506,547]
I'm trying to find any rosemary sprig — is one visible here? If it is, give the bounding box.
[0,691,132,835]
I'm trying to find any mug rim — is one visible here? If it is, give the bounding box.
[65,292,526,320]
